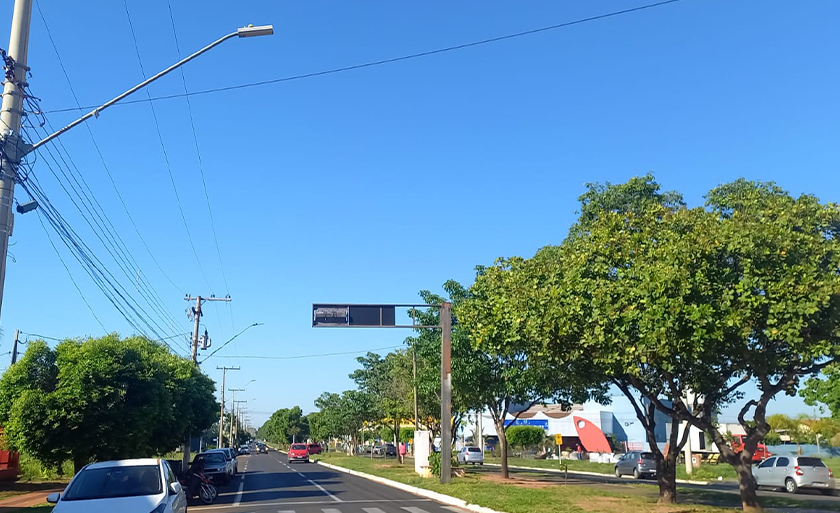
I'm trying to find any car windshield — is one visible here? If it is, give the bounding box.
[798,457,826,467]
[468,448,481,452]
[640,452,655,460]
[291,444,307,450]
[199,454,225,465]
[63,465,161,501]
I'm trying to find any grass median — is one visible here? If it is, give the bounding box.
[316,453,769,513]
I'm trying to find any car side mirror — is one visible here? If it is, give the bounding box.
[169,482,182,495]
[46,492,61,504]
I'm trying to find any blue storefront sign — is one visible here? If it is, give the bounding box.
[504,419,549,431]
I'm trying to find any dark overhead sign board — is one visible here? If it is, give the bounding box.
[312,304,396,327]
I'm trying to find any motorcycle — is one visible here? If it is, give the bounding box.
[178,468,217,504]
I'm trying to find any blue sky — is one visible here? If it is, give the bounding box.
[0,0,837,427]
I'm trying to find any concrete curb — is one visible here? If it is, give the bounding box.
[483,462,710,486]
[316,460,510,513]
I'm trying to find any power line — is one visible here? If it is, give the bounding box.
[209,345,403,361]
[199,322,263,364]
[122,0,214,293]
[166,3,233,337]
[35,1,186,296]
[43,0,684,115]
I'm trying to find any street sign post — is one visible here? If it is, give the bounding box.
[312,302,453,484]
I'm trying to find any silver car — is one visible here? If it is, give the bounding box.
[753,456,836,495]
[614,451,656,479]
[457,447,484,465]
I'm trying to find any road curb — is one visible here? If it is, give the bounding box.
[316,460,510,513]
[483,462,710,486]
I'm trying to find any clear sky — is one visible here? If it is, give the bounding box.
[0,0,837,428]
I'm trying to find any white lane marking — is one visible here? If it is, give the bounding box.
[442,508,467,513]
[308,478,341,502]
[191,498,432,510]
[402,508,432,513]
[322,509,342,513]
[363,508,388,513]
[232,474,245,506]
[278,511,296,513]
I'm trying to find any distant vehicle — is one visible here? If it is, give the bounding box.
[193,452,230,485]
[256,443,268,454]
[46,458,187,513]
[288,444,309,463]
[753,456,836,495]
[731,434,772,462]
[457,447,484,465]
[614,451,656,479]
[238,445,250,455]
[307,443,322,455]
[384,443,397,457]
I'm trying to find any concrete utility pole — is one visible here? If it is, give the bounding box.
[233,400,247,446]
[0,0,33,324]
[413,343,419,435]
[228,388,244,447]
[440,301,453,484]
[216,366,240,448]
[11,329,20,364]
[182,294,231,470]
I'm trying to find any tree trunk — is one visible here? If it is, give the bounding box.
[734,455,762,513]
[495,420,509,479]
[73,454,87,474]
[657,450,678,504]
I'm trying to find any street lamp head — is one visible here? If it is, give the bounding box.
[237,24,274,38]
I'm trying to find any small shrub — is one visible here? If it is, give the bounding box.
[429,452,459,478]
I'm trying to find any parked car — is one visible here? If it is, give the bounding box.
[753,456,836,494]
[206,449,236,480]
[46,458,187,513]
[457,446,484,465]
[384,443,397,457]
[732,434,772,462]
[238,445,250,455]
[193,451,230,485]
[614,451,656,479]
[288,443,309,463]
[307,443,322,455]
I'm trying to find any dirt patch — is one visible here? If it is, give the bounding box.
[480,473,566,489]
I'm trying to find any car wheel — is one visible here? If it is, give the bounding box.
[785,478,798,494]
[615,467,621,478]
[633,468,641,479]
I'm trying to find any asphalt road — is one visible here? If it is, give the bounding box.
[474,463,840,505]
[190,449,465,513]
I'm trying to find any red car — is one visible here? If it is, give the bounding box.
[288,443,309,463]
[307,443,322,455]
[731,434,772,462]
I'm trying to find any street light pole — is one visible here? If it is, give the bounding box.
[0,16,272,327]
[0,0,33,326]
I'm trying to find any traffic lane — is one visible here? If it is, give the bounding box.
[192,450,467,513]
[473,465,839,503]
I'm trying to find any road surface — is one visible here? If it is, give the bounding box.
[191,449,464,513]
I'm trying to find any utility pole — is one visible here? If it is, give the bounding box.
[233,400,247,447]
[228,388,244,447]
[11,329,19,364]
[216,366,240,448]
[0,0,33,324]
[413,343,419,434]
[440,301,452,484]
[182,294,231,471]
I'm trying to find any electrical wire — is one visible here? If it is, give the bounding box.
[122,0,214,294]
[208,345,403,361]
[167,3,233,339]
[35,1,186,296]
[199,322,263,364]
[19,331,65,342]
[43,0,684,115]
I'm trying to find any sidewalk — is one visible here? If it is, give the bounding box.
[0,488,61,512]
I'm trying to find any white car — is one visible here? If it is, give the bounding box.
[456,446,484,465]
[47,458,187,513]
[239,445,251,455]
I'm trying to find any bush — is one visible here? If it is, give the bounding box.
[18,452,74,481]
[399,428,414,443]
[506,426,545,449]
[429,452,459,478]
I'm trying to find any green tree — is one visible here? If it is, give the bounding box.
[0,335,217,472]
[458,265,605,479]
[258,406,309,445]
[801,364,840,418]
[351,350,412,448]
[313,390,375,453]
[505,426,545,452]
